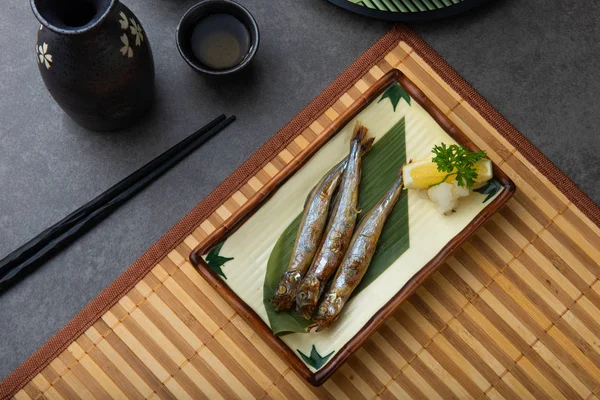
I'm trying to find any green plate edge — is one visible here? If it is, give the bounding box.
[328,0,487,21]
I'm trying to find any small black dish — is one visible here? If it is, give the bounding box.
[176,0,259,75]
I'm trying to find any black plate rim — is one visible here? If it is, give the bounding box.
[327,0,486,21]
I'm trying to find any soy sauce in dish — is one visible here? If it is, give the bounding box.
[190,14,251,70]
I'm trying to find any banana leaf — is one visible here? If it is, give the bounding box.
[263,118,410,335]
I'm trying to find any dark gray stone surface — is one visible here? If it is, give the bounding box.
[0,0,598,381]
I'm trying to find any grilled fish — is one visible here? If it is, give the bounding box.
[272,159,347,312]
[314,169,404,330]
[296,122,372,319]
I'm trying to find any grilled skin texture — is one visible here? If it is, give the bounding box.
[296,122,372,319]
[314,169,404,330]
[272,159,347,312]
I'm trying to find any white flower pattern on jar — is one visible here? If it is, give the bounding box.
[129,18,144,46]
[119,12,129,30]
[118,12,143,58]
[36,42,53,69]
[120,34,133,58]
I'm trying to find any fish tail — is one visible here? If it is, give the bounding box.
[360,137,375,155]
[351,122,368,144]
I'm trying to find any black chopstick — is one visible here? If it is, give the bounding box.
[0,114,226,273]
[0,115,236,291]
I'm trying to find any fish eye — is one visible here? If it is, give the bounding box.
[277,285,287,295]
[298,292,306,300]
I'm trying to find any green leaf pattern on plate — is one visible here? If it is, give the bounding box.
[474,178,502,203]
[378,82,411,111]
[297,345,334,370]
[205,242,233,279]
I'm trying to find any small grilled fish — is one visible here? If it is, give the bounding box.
[314,169,404,330]
[296,122,372,319]
[272,159,347,312]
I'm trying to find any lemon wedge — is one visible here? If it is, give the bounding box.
[403,158,493,190]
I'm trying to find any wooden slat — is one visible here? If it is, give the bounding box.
[513,356,566,400]
[397,52,460,114]
[188,352,239,399]
[400,365,444,400]
[436,325,497,388]
[12,390,32,400]
[336,363,378,399]
[106,311,171,383]
[460,302,521,365]
[197,345,255,399]
[93,330,154,398]
[55,370,96,400]
[213,327,275,391]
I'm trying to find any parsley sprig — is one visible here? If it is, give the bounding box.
[430,143,487,188]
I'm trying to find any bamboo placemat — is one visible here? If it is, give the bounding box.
[3,25,600,400]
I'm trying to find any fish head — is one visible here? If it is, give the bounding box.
[272,271,302,311]
[314,292,343,330]
[296,276,320,318]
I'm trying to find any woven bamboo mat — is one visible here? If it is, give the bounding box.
[3,25,600,400]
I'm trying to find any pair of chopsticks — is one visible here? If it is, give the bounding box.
[0,114,235,292]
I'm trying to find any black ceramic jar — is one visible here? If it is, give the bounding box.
[32,0,155,131]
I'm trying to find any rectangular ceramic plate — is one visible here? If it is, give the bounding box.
[190,70,515,386]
